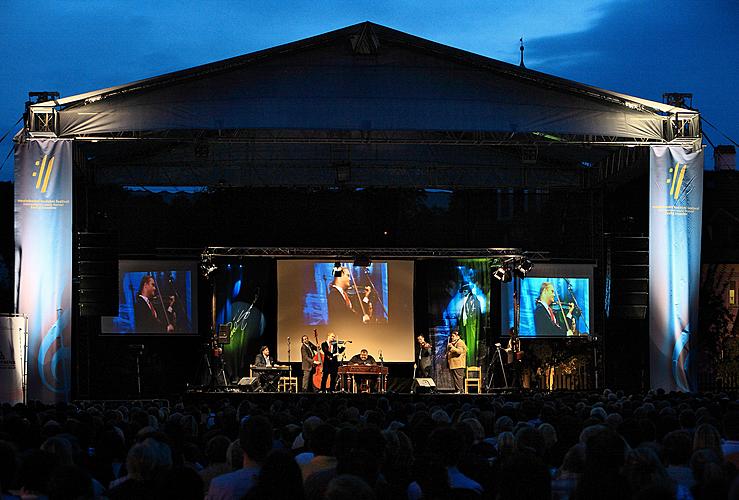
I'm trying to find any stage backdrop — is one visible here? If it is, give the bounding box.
[649,145,703,392]
[14,139,73,402]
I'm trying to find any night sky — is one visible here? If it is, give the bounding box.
[0,0,736,181]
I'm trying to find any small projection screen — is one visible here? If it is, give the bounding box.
[277,260,414,362]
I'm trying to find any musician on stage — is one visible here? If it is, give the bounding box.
[328,266,370,327]
[253,346,274,367]
[348,349,376,365]
[251,345,278,391]
[134,275,174,334]
[447,330,467,393]
[301,335,319,392]
[416,335,433,379]
[347,349,378,393]
[534,282,574,336]
[320,332,345,392]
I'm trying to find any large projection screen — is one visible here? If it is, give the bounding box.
[277,260,414,362]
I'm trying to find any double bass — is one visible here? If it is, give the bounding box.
[311,329,324,390]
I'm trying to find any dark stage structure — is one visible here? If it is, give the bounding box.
[11,22,703,402]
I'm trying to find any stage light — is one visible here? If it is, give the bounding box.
[333,262,343,277]
[493,266,512,282]
[515,259,533,277]
[354,254,371,267]
[202,263,217,277]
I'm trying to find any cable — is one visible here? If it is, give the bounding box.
[702,116,738,147]
[0,116,23,145]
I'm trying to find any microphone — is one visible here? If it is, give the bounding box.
[287,336,290,343]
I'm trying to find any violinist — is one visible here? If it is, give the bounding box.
[328,267,370,329]
[416,335,433,378]
[300,334,319,392]
[320,332,346,392]
[533,282,574,336]
[134,275,174,333]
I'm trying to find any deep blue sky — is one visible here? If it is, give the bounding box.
[1,0,736,181]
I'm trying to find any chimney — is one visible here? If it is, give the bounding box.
[715,145,736,171]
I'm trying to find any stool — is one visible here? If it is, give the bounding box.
[278,376,298,393]
[465,366,482,394]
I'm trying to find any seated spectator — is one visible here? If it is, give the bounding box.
[206,415,273,500]
[199,435,231,493]
[245,449,304,500]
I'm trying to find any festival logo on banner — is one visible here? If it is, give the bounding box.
[649,146,703,392]
[14,139,73,402]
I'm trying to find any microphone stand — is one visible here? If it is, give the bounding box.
[287,336,292,393]
[378,349,385,393]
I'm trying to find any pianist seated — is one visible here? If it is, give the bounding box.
[253,346,279,391]
[348,349,377,393]
[349,349,376,365]
[254,346,274,367]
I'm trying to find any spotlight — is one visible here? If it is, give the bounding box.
[514,259,533,277]
[202,263,217,278]
[333,262,343,278]
[493,266,512,282]
[353,254,371,267]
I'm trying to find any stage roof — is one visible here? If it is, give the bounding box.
[26,22,698,144]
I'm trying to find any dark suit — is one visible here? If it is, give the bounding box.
[320,340,345,392]
[327,286,358,334]
[417,345,433,378]
[534,301,568,336]
[252,353,277,391]
[134,295,162,333]
[301,341,317,392]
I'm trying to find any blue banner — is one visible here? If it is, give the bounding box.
[649,146,703,392]
[14,139,73,402]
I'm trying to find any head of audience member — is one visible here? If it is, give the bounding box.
[246,449,305,500]
[155,466,205,500]
[239,416,273,466]
[497,452,552,500]
[325,474,376,500]
[48,465,94,500]
[662,430,692,467]
[310,423,336,457]
[126,438,173,482]
[622,447,673,498]
[693,423,724,459]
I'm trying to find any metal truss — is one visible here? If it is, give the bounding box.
[201,246,526,260]
[67,128,686,147]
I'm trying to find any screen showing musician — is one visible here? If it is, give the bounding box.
[101,260,198,335]
[277,260,414,361]
[501,264,592,338]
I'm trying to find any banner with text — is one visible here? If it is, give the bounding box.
[14,139,73,402]
[649,146,703,392]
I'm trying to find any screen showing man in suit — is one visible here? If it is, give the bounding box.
[277,260,414,362]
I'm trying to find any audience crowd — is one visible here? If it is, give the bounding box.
[2,389,739,499]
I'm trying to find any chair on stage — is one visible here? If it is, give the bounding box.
[278,376,298,393]
[465,366,482,394]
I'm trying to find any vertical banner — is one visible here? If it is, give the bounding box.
[14,139,73,402]
[649,146,703,391]
[0,314,26,404]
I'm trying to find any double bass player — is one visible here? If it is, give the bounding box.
[300,333,319,392]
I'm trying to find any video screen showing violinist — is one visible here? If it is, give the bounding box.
[101,260,197,335]
[501,264,592,338]
[277,260,414,362]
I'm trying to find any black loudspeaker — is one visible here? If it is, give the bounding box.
[77,232,118,316]
[411,378,436,394]
[237,377,260,392]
